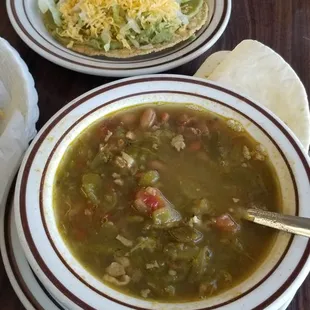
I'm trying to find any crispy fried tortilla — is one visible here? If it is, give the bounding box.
[42,0,209,58]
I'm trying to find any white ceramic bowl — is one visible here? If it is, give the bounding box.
[6,0,231,77]
[14,75,310,310]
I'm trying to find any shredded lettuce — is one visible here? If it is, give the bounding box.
[38,0,61,26]
[128,37,140,49]
[101,30,112,52]
[38,0,48,13]
[112,5,125,25]
[176,11,189,25]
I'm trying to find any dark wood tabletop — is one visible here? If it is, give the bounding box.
[1,0,309,309]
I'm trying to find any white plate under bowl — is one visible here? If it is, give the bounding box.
[0,186,63,310]
[6,0,231,77]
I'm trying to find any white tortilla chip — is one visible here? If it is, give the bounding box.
[199,40,310,150]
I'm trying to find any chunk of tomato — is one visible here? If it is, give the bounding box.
[135,187,164,214]
[214,214,240,233]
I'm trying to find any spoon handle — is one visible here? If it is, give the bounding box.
[244,208,310,238]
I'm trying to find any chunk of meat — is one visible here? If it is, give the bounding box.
[183,127,202,139]
[171,135,186,151]
[103,274,130,286]
[112,172,121,179]
[146,260,159,269]
[114,152,135,170]
[252,144,267,161]
[226,119,244,132]
[106,262,125,277]
[141,289,151,298]
[125,131,136,140]
[121,152,135,168]
[214,214,240,233]
[243,146,252,160]
[104,130,113,142]
[188,215,202,227]
[84,209,92,216]
[115,256,130,268]
[114,179,124,186]
[116,234,133,247]
[114,156,127,169]
[168,269,177,276]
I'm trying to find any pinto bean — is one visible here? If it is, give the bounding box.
[140,108,156,129]
[161,112,170,123]
[121,113,137,126]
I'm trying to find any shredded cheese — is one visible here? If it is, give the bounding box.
[55,0,183,48]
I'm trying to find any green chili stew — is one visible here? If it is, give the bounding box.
[54,103,280,302]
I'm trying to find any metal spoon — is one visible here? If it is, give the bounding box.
[242,208,310,238]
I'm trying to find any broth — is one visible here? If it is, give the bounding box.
[53,103,280,302]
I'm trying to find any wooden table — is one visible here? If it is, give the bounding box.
[0,1,309,309]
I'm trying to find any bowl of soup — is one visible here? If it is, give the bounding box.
[14,75,310,310]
